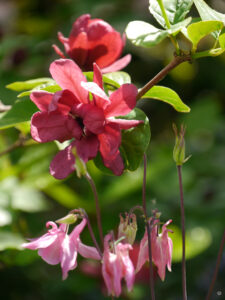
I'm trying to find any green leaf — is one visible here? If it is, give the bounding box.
[18,83,61,98]
[126,21,168,47]
[149,0,193,28]
[120,108,151,171]
[84,72,120,89]
[103,72,131,85]
[93,153,114,176]
[193,0,225,38]
[0,208,12,226]
[141,85,190,112]
[187,20,224,49]
[6,78,55,92]
[0,231,25,251]
[168,17,192,35]
[0,99,37,129]
[219,32,225,48]
[169,225,212,262]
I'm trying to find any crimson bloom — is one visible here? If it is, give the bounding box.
[102,233,135,297]
[30,59,142,179]
[136,220,173,281]
[22,219,101,280]
[53,14,131,73]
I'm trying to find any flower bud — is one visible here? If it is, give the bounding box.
[173,124,190,166]
[56,213,78,225]
[118,213,137,245]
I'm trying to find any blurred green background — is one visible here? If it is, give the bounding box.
[0,0,225,299]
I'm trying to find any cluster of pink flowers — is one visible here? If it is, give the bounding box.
[22,214,172,297]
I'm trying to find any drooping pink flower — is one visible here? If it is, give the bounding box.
[136,220,173,281]
[102,233,135,297]
[53,14,131,73]
[30,59,142,179]
[22,219,101,280]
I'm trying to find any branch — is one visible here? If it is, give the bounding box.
[136,54,191,101]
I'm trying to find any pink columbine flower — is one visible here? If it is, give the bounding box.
[53,14,131,73]
[22,219,101,280]
[102,233,135,297]
[30,59,142,179]
[136,220,173,281]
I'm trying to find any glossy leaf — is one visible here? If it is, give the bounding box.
[0,99,37,129]
[193,0,225,38]
[6,78,55,92]
[126,21,168,47]
[120,108,150,171]
[149,0,193,28]
[141,85,190,112]
[187,20,224,49]
[219,32,225,48]
[84,72,120,88]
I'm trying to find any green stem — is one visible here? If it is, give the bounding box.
[177,165,187,300]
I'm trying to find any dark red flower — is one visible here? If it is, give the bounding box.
[53,14,131,72]
[30,59,142,179]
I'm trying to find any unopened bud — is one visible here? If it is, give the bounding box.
[56,213,78,225]
[173,124,191,166]
[118,213,137,245]
[72,147,87,178]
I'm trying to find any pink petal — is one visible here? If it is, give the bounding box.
[81,81,109,103]
[75,134,99,162]
[52,44,66,59]
[22,233,58,250]
[60,235,78,280]
[69,14,90,38]
[82,104,105,134]
[136,229,148,273]
[78,240,101,260]
[50,144,76,180]
[31,111,82,143]
[101,54,131,73]
[109,118,143,130]
[70,218,87,241]
[49,59,89,103]
[38,233,65,265]
[105,84,138,117]
[30,91,54,112]
[93,63,103,89]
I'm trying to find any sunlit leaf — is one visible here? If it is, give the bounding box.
[84,72,120,88]
[0,99,37,129]
[18,83,61,98]
[219,32,225,48]
[126,21,168,47]
[6,78,54,92]
[141,85,190,112]
[103,72,131,85]
[169,225,212,262]
[149,0,193,28]
[187,20,224,49]
[193,0,225,38]
[0,231,25,251]
[12,186,49,212]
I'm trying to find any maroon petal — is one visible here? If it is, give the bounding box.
[75,134,99,162]
[31,111,82,143]
[30,91,53,112]
[105,84,138,118]
[49,59,89,104]
[52,44,66,59]
[101,54,131,73]
[86,31,123,70]
[69,14,90,38]
[68,32,88,66]
[49,89,79,115]
[102,150,124,176]
[109,118,143,130]
[50,144,76,180]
